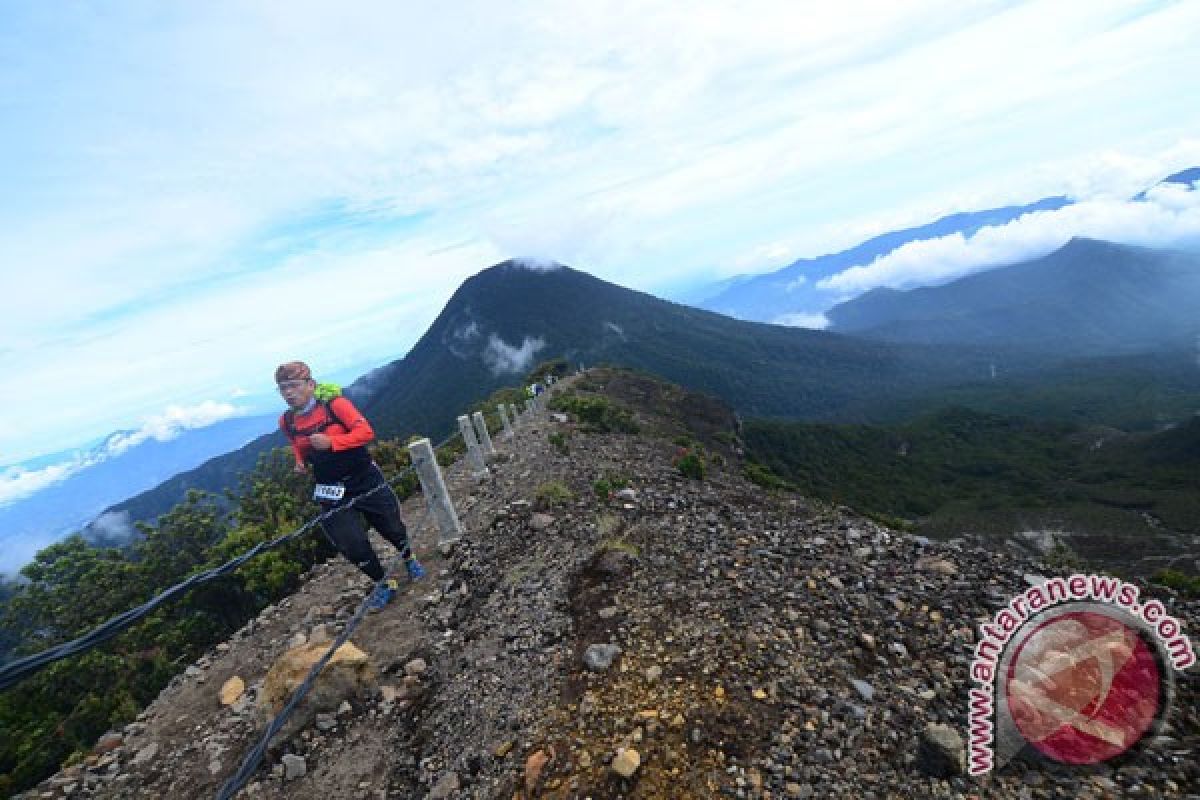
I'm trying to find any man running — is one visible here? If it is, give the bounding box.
[276,361,424,610]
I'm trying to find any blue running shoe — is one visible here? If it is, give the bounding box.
[405,558,426,581]
[367,579,398,612]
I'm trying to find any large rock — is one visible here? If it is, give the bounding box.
[612,748,641,778]
[584,643,622,671]
[260,641,376,743]
[916,723,965,777]
[219,676,245,706]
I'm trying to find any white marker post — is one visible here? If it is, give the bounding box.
[457,414,489,477]
[406,438,463,545]
[497,404,514,439]
[471,411,496,458]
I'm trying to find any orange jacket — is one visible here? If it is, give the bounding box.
[279,396,375,473]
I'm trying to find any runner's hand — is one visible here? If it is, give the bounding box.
[309,433,332,451]
[293,463,308,474]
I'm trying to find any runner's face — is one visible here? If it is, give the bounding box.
[277,379,315,410]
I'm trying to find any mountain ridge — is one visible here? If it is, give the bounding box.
[99,262,1000,534]
[825,237,1200,356]
[16,369,1198,799]
[692,195,1071,322]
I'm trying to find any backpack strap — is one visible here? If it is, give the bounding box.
[322,399,346,430]
[283,400,344,439]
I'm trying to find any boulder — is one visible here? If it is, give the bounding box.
[219,676,245,706]
[916,723,965,777]
[260,641,376,743]
[612,748,641,778]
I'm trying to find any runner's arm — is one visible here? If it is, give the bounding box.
[327,396,375,450]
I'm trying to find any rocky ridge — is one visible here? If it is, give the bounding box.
[19,369,1199,799]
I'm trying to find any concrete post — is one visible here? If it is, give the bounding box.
[508,403,520,427]
[497,404,514,439]
[525,398,534,414]
[471,411,495,457]
[406,438,463,544]
[457,414,489,476]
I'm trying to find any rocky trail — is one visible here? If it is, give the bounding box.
[19,369,1199,799]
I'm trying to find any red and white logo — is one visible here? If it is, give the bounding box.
[1004,609,1164,765]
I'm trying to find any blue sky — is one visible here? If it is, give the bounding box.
[2,0,1200,486]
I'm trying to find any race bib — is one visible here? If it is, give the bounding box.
[313,483,345,502]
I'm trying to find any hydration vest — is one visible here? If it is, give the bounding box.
[284,398,372,483]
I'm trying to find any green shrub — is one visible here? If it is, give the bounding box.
[534,481,574,509]
[744,462,789,490]
[548,432,569,454]
[549,392,639,434]
[593,472,631,499]
[673,447,706,481]
[1152,568,1200,596]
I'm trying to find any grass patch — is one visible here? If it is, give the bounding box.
[548,431,569,454]
[593,472,631,500]
[596,513,623,539]
[534,481,574,510]
[744,462,792,490]
[672,445,707,481]
[1152,568,1200,597]
[549,391,640,434]
[597,538,640,558]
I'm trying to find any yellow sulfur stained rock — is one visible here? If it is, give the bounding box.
[525,748,553,793]
[612,748,641,778]
[219,676,245,706]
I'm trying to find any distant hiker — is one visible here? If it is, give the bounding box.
[275,361,424,610]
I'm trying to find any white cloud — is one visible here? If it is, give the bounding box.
[819,183,1200,294]
[0,400,244,506]
[86,510,137,545]
[452,321,481,341]
[772,312,830,330]
[105,401,243,457]
[511,257,563,272]
[1,0,1200,460]
[0,460,86,506]
[481,334,546,376]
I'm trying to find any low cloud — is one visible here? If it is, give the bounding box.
[453,320,481,340]
[482,334,545,375]
[818,182,1200,294]
[0,401,243,506]
[84,510,138,547]
[511,257,563,272]
[443,312,484,359]
[104,401,241,457]
[782,275,807,293]
[603,321,625,338]
[0,460,86,506]
[772,312,830,330]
